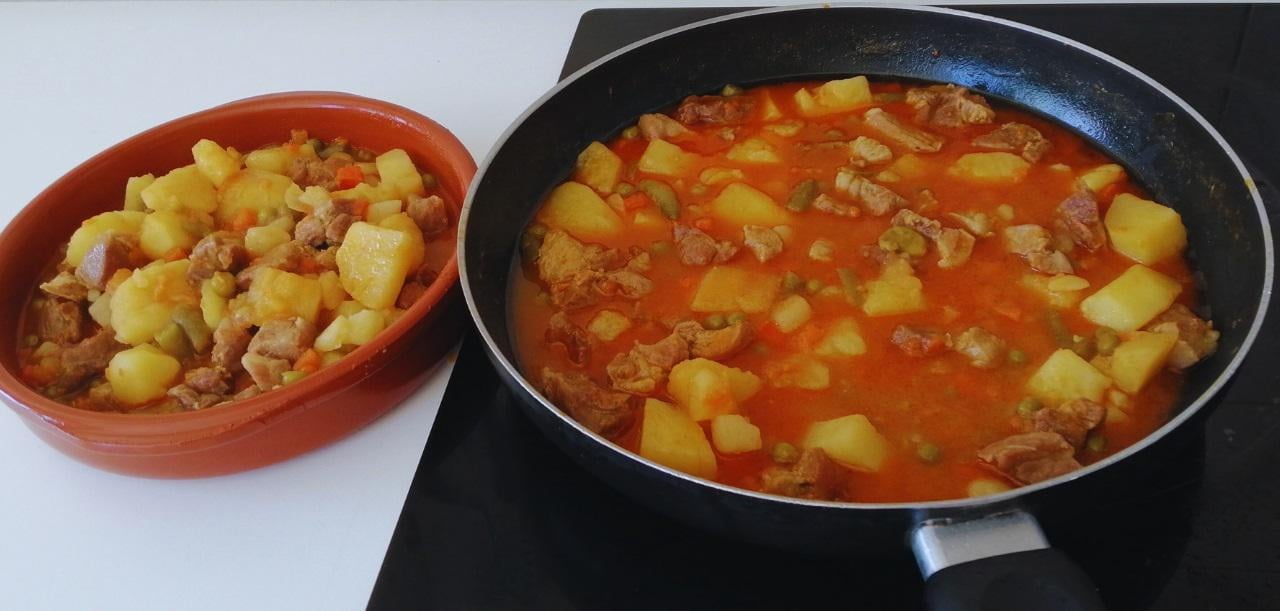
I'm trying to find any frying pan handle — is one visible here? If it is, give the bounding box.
[913,511,1106,611]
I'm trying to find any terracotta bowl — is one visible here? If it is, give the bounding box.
[0,92,475,478]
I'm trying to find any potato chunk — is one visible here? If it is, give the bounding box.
[1077,163,1125,193]
[1104,193,1187,265]
[106,344,182,406]
[110,260,200,345]
[142,165,218,214]
[336,222,417,310]
[574,141,623,193]
[247,268,323,324]
[191,139,241,187]
[711,414,763,454]
[947,152,1030,184]
[375,148,426,199]
[766,355,830,390]
[536,181,624,242]
[668,358,762,422]
[65,210,146,266]
[378,212,427,273]
[862,258,926,317]
[1026,348,1113,403]
[243,224,292,258]
[690,266,780,314]
[139,210,199,260]
[587,309,632,342]
[802,414,889,472]
[726,138,782,164]
[814,318,868,357]
[794,76,872,117]
[637,139,697,176]
[244,146,295,175]
[639,398,718,479]
[123,174,155,211]
[1105,330,1178,393]
[709,183,791,226]
[1080,265,1182,332]
[216,168,294,228]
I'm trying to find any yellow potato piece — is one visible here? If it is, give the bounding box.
[637,139,697,176]
[802,414,889,472]
[337,222,416,310]
[575,141,623,193]
[142,165,218,214]
[375,148,426,199]
[1104,193,1187,265]
[1105,330,1179,393]
[948,152,1031,184]
[1080,264,1182,332]
[1026,348,1113,404]
[709,183,791,227]
[247,267,323,324]
[690,266,780,314]
[639,398,718,479]
[711,414,763,454]
[106,345,182,406]
[536,181,624,242]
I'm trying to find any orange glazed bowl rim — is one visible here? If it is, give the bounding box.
[0,91,474,454]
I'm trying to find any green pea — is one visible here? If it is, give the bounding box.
[1095,327,1120,356]
[281,370,308,385]
[786,179,820,212]
[727,312,747,325]
[1045,310,1072,348]
[1086,433,1108,452]
[1016,397,1044,417]
[614,182,635,196]
[639,179,680,219]
[805,278,824,294]
[878,226,927,257]
[650,241,671,255]
[705,313,728,330]
[916,442,942,464]
[1072,336,1097,361]
[420,173,438,190]
[153,323,192,359]
[621,126,640,139]
[836,268,864,306]
[1008,349,1028,365]
[782,271,805,293]
[771,442,800,464]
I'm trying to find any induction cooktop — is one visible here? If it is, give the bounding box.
[369,6,1280,610]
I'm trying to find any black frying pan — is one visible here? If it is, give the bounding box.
[459,5,1273,609]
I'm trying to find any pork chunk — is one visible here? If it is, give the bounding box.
[674,94,754,126]
[674,320,753,361]
[1026,251,1075,274]
[547,312,591,367]
[972,123,1052,162]
[541,368,639,438]
[1054,188,1107,251]
[638,113,690,140]
[905,84,996,128]
[952,327,1005,369]
[40,271,90,302]
[1145,304,1220,370]
[606,330,690,395]
[406,194,452,238]
[36,298,84,345]
[167,367,230,410]
[46,329,123,396]
[211,317,252,374]
[1032,398,1105,449]
[536,229,619,284]
[811,194,858,217]
[1003,225,1074,274]
[247,318,316,362]
[761,449,846,501]
[77,232,140,289]
[674,224,737,266]
[850,136,892,165]
[891,325,950,357]
[742,225,783,263]
[891,209,942,240]
[863,108,945,153]
[978,431,1081,485]
[936,228,976,269]
[242,352,290,390]
[839,173,908,216]
[187,232,248,281]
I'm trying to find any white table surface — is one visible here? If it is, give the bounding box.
[0,1,1202,609]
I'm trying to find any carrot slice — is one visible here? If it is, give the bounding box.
[335,165,365,190]
[294,349,322,374]
[622,193,651,210]
[231,207,257,232]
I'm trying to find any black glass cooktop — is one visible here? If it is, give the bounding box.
[369,6,1280,610]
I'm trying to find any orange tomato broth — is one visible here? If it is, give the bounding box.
[508,80,1195,503]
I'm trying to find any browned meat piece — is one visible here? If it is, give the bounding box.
[936,228,976,269]
[167,367,231,410]
[863,108,945,153]
[211,317,252,374]
[1032,398,1105,448]
[248,318,316,362]
[637,113,690,140]
[674,224,737,266]
[972,123,1052,162]
[891,209,942,240]
[289,157,338,189]
[625,249,652,273]
[841,174,908,216]
[77,232,140,289]
[236,240,307,288]
[952,327,1005,369]
[536,229,619,284]
[187,232,248,281]
[892,325,950,357]
[233,385,262,401]
[602,270,654,299]
[293,216,327,247]
[1054,188,1107,251]
[1146,304,1220,370]
[760,448,846,501]
[1027,251,1074,274]
[850,136,892,165]
[35,298,84,345]
[742,225,783,263]
[905,84,996,128]
[548,270,604,311]
[606,330,691,395]
[674,320,754,360]
[978,431,1081,485]
[297,199,357,247]
[40,271,90,302]
[540,368,639,438]
[396,281,428,309]
[811,194,858,217]
[46,329,123,396]
[674,94,755,126]
[242,352,290,390]
[1003,225,1073,274]
[406,194,452,238]
[547,311,591,367]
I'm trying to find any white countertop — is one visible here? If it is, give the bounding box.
[0,1,1195,609]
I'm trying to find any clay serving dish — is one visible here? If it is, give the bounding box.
[0,92,475,478]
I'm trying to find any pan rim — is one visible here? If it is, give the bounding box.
[459,2,1275,512]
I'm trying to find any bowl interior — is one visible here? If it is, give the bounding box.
[0,92,473,440]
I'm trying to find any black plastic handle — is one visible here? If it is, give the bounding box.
[924,548,1106,611]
